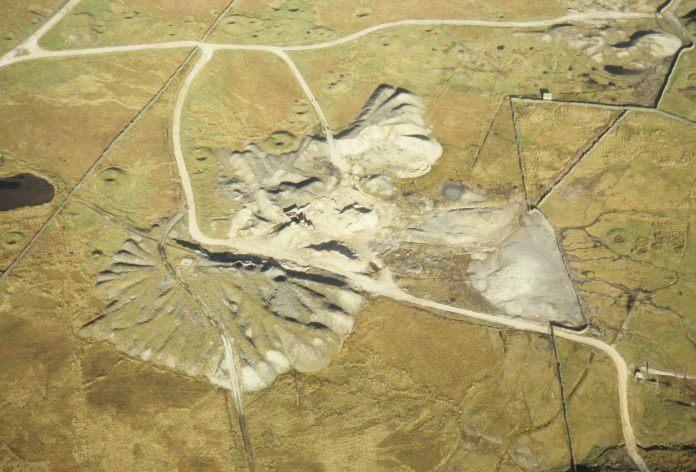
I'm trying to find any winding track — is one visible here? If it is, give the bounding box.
[0,10,657,68]
[3,2,695,471]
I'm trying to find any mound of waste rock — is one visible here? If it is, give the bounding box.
[82,85,584,391]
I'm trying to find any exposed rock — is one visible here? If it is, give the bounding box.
[82,234,363,392]
[84,84,584,392]
[335,85,443,178]
[613,30,682,58]
[467,210,583,326]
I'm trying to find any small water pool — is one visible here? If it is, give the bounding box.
[0,173,55,211]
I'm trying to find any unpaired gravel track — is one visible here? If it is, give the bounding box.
[0,11,657,68]
[171,49,650,472]
[5,2,694,470]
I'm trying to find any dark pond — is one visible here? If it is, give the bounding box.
[603,64,643,76]
[684,8,696,24]
[0,173,55,211]
[613,30,658,48]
